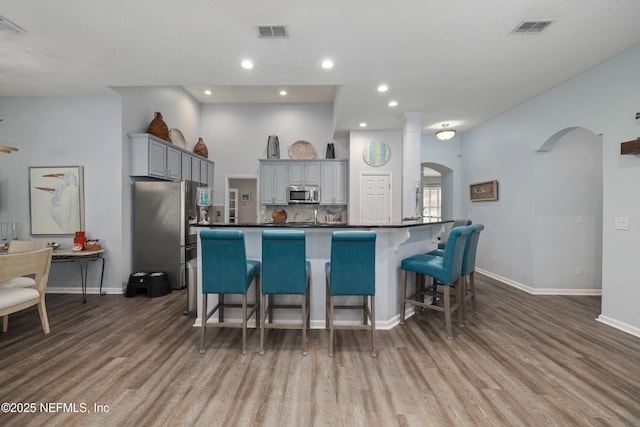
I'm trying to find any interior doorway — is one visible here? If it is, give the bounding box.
[359,173,392,224]
[225,176,258,224]
[421,162,453,221]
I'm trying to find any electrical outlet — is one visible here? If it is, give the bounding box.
[615,217,629,230]
[490,254,496,262]
[576,266,583,275]
[576,215,583,224]
[66,265,71,273]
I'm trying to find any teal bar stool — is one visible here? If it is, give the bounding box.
[260,230,311,356]
[437,219,472,250]
[325,231,377,357]
[427,224,485,320]
[400,225,472,339]
[200,230,261,355]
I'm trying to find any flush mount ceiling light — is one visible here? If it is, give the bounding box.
[203,90,212,96]
[359,122,367,127]
[388,100,398,107]
[279,89,287,96]
[377,84,388,93]
[241,59,254,69]
[321,59,334,69]
[435,124,456,141]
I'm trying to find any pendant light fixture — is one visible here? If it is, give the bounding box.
[435,123,456,141]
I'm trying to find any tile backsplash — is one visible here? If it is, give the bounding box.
[261,204,347,224]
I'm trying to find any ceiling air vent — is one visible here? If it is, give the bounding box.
[257,25,288,38]
[512,21,553,33]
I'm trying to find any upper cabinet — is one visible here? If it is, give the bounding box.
[289,161,321,186]
[320,160,348,205]
[260,160,289,205]
[129,133,214,184]
[260,159,348,206]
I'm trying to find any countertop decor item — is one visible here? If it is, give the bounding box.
[168,128,188,149]
[288,140,316,159]
[272,209,287,223]
[194,137,209,158]
[147,112,169,141]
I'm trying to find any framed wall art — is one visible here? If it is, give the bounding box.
[469,180,498,202]
[29,166,85,235]
[241,192,251,202]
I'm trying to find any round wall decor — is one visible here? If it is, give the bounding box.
[363,140,391,166]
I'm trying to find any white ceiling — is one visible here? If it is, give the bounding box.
[1,1,639,138]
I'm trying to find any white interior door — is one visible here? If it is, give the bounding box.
[360,174,391,224]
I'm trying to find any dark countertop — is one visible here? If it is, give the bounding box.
[192,219,452,229]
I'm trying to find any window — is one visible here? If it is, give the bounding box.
[423,185,441,220]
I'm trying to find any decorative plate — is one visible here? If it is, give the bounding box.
[363,140,391,167]
[169,128,188,150]
[288,140,317,159]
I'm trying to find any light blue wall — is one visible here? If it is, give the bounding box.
[460,43,640,333]
[0,95,122,291]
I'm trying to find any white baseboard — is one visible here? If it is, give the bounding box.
[476,268,602,296]
[596,315,640,338]
[46,287,123,295]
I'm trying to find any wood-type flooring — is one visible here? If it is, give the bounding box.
[1,274,638,426]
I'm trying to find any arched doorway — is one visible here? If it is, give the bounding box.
[421,162,453,221]
[532,127,602,292]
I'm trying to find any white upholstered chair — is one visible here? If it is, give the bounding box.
[0,248,53,334]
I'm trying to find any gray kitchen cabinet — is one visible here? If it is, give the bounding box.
[130,133,182,180]
[320,160,348,205]
[182,153,192,181]
[289,161,321,186]
[129,133,214,184]
[260,160,288,205]
[191,157,202,183]
[206,161,214,188]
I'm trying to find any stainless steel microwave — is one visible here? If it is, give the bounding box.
[287,186,320,204]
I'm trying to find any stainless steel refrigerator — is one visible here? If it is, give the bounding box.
[133,180,200,290]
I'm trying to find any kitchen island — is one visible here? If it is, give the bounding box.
[193,219,452,329]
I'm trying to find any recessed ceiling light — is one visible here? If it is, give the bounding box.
[321,59,334,69]
[279,90,287,96]
[241,59,254,69]
[359,122,367,127]
[377,84,388,92]
[204,90,212,96]
[388,100,398,107]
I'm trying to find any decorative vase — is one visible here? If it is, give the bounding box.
[325,142,336,159]
[266,135,280,159]
[74,231,86,250]
[193,137,209,158]
[147,112,169,141]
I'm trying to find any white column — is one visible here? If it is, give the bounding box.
[402,113,423,219]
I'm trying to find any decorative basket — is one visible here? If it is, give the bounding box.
[272,209,287,223]
[147,112,169,141]
[194,137,209,158]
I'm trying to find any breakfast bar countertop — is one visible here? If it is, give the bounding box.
[194,219,453,330]
[191,218,452,229]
